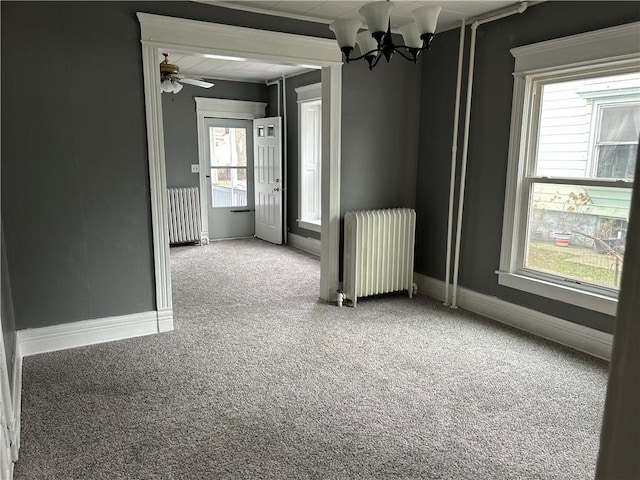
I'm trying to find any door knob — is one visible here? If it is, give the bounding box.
[273,187,280,192]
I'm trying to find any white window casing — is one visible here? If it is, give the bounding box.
[498,22,640,316]
[296,83,322,233]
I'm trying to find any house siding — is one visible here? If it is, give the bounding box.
[537,74,640,177]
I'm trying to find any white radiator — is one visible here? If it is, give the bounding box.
[343,208,416,307]
[167,187,201,245]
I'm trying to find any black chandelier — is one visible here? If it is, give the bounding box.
[329,1,441,70]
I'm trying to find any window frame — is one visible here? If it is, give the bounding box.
[497,22,640,317]
[589,99,640,179]
[295,83,322,233]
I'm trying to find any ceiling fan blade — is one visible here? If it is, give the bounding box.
[180,77,215,88]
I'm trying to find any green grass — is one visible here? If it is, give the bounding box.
[526,242,622,288]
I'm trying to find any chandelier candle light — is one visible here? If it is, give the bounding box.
[329,1,441,70]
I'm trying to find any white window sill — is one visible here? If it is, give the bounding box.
[298,219,321,233]
[496,271,617,316]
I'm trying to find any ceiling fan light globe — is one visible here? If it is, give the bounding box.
[161,79,174,93]
[172,81,184,94]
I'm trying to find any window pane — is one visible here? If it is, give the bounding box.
[595,144,637,180]
[210,168,247,207]
[535,72,640,179]
[302,169,318,220]
[210,127,247,167]
[598,104,640,143]
[299,100,322,223]
[525,182,630,289]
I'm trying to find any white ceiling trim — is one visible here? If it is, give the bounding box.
[139,12,341,67]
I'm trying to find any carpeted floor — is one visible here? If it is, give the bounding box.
[15,238,608,479]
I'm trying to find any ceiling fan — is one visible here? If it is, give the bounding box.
[159,53,215,94]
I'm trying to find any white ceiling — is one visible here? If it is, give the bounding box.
[161,50,318,84]
[215,0,523,30]
[169,0,526,84]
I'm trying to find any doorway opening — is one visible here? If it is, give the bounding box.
[138,13,343,331]
[205,119,254,241]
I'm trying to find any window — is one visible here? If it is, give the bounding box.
[296,83,322,233]
[209,127,248,208]
[499,23,640,316]
[591,102,639,179]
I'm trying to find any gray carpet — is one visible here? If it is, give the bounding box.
[15,238,608,479]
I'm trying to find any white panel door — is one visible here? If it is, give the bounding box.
[254,117,283,244]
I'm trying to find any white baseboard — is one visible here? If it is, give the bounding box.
[414,273,613,360]
[288,232,321,256]
[157,308,174,333]
[17,310,170,357]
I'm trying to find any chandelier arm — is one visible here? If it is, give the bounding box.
[370,53,383,70]
[393,48,417,62]
[345,48,381,62]
[395,45,429,60]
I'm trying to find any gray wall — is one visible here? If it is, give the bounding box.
[2,2,157,329]
[415,1,640,334]
[341,51,421,213]
[163,80,269,189]
[1,1,415,329]
[0,1,329,330]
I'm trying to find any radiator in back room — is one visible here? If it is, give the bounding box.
[343,208,416,307]
[167,187,201,245]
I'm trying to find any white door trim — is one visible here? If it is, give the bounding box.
[138,12,343,304]
[0,323,17,478]
[195,98,267,241]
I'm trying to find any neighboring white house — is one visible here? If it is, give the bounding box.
[536,72,639,179]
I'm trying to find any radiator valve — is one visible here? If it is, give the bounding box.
[337,291,345,307]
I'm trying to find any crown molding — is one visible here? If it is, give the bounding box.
[137,12,341,67]
[511,21,640,74]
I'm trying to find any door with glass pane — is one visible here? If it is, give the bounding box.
[204,118,254,240]
[254,117,283,244]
